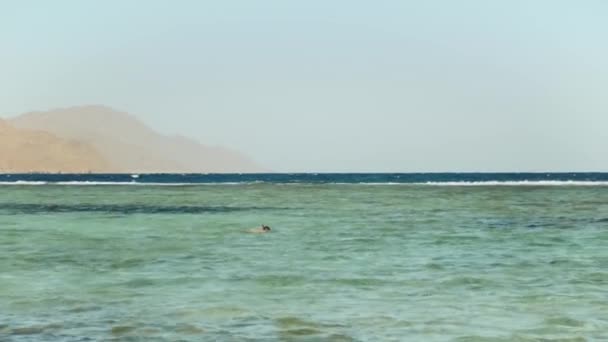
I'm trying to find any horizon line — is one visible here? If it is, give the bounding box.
[2,171,608,175]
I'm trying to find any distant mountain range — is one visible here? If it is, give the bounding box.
[1,105,263,173]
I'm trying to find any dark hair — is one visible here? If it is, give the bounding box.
[262,225,271,231]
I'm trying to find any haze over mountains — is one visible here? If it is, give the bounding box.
[1,106,263,173]
[0,118,111,173]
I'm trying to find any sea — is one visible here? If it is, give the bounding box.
[1,173,607,341]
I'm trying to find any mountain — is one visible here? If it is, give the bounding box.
[8,105,264,173]
[0,118,111,173]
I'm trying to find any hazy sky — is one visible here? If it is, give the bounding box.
[1,1,607,172]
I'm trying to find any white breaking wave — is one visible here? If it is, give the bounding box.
[418,181,608,186]
[55,181,142,185]
[0,181,48,185]
[0,181,262,186]
[0,180,607,186]
[277,181,608,186]
[54,181,195,186]
[0,181,185,186]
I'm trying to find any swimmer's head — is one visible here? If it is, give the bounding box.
[262,225,271,231]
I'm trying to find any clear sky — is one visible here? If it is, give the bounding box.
[1,1,607,172]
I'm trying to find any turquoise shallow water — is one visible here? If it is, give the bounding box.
[1,184,608,341]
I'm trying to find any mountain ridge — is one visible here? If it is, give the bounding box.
[5,105,264,173]
[0,117,112,173]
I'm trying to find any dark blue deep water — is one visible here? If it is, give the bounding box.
[1,172,608,185]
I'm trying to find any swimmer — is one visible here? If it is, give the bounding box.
[247,224,272,234]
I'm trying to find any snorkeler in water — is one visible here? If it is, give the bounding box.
[247,224,272,233]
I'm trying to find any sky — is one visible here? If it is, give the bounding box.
[1,1,607,172]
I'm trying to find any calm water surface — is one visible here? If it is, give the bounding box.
[1,183,607,341]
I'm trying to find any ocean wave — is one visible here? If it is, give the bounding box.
[54,181,189,186]
[0,181,181,186]
[418,181,608,186]
[0,181,264,186]
[1,180,608,186]
[271,181,608,186]
[0,181,48,185]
